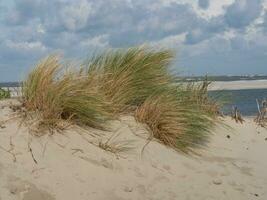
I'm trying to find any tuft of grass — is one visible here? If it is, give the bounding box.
[135,82,219,153]
[22,55,112,133]
[98,132,135,158]
[0,88,11,99]
[183,79,221,116]
[85,46,175,113]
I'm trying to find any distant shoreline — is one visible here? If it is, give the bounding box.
[208,80,267,91]
[0,82,21,87]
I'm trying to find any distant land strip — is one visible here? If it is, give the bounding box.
[209,80,267,91]
[0,82,21,87]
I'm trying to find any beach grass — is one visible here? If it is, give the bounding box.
[135,82,219,153]
[85,46,175,113]
[21,46,220,152]
[22,55,112,133]
[85,47,219,152]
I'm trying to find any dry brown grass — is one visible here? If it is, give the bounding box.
[136,91,185,149]
[98,133,135,158]
[22,55,112,134]
[136,83,219,153]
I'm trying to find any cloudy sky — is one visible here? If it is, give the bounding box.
[0,0,267,81]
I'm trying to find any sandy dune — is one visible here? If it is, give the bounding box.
[0,99,267,200]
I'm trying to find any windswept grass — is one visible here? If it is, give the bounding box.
[183,79,220,116]
[85,47,220,152]
[21,46,221,153]
[22,55,111,133]
[86,46,175,113]
[135,83,219,153]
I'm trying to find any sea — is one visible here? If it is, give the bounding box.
[209,89,267,116]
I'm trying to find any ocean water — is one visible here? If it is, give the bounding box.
[209,89,267,116]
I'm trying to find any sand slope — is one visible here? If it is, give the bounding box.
[0,99,267,200]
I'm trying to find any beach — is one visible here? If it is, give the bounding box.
[209,80,267,91]
[1,57,266,199]
[0,99,267,200]
[1,0,267,199]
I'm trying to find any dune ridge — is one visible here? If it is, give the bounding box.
[0,99,267,200]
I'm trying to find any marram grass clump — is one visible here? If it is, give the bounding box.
[22,55,112,134]
[21,46,220,153]
[135,83,219,153]
[85,46,175,113]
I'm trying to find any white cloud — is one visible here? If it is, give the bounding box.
[150,33,186,48]
[0,0,267,80]
[37,24,45,34]
[81,35,110,48]
[59,0,93,31]
[6,40,47,52]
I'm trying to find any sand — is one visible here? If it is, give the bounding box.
[209,80,267,91]
[0,99,267,200]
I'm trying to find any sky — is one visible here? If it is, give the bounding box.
[0,0,267,81]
